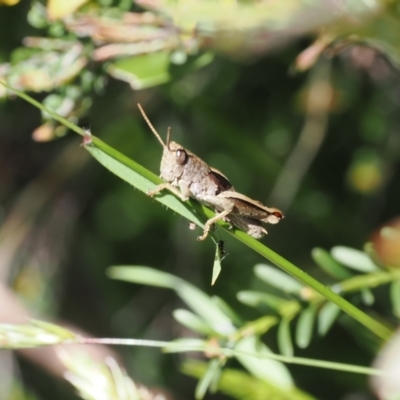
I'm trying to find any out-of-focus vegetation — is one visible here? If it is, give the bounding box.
[1,1,400,399]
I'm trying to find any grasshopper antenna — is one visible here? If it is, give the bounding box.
[166,127,171,149]
[137,103,169,148]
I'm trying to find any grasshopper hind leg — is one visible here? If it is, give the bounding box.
[197,209,232,241]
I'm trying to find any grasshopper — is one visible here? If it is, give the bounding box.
[138,104,283,240]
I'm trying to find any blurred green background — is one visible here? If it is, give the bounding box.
[1,1,400,399]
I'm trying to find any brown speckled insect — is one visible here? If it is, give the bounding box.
[138,104,283,240]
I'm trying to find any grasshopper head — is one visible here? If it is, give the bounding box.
[159,140,191,182]
[137,104,193,182]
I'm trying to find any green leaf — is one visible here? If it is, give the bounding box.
[331,271,396,294]
[390,280,400,318]
[211,240,223,285]
[254,264,305,294]
[211,296,243,326]
[236,316,278,338]
[177,283,236,336]
[331,246,380,272]
[311,248,352,280]
[170,52,214,75]
[108,266,178,288]
[173,309,216,336]
[237,291,289,311]
[107,52,171,90]
[195,359,222,400]
[234,336,293,389]
[361,288,375,306]
[318,302,340,337]
[163,338,206,353]
[278,318,294,357]
[295,306,316,349]
[109,266,235,335]
[209,362,222,394]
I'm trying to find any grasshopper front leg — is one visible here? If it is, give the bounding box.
[147,181,191,202]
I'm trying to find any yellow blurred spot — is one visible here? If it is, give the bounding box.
[300,287,316,301]
[0,0,20,5]
[47,0,89,20]
[348,163,382,194]
[20,70,53,92]
[13,267,43,301]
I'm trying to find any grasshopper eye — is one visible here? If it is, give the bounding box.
[175,149,188,165]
